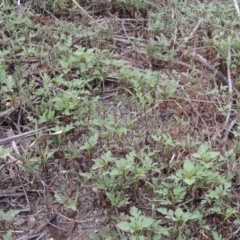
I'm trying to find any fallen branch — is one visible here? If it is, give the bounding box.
[189,51,240,98]
[0,127,47,145]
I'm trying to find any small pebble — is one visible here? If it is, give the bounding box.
[14,217,26,226]
[29,229,35,235]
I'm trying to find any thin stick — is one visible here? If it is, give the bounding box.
[233,0,240,19]
[0,106,16,117]
[227,225,240,240]
[224,47,233,134]
[225,47,232,127]
[18,173,30,208]
[71,0,106,30]
[34,215,59,234]
[222,114,239,142]
[71,0,93,20]
[221,47,238,162]
[174,59,206,76]
[227,47,233,94]
[0,127,47,145]
[43,8,60,22]
[56,211,94,224]
[190,51,240,98]
[184,18,203,43]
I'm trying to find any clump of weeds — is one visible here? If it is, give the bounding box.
[1,0,240,239]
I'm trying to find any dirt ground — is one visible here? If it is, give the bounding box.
[1,1,240,239]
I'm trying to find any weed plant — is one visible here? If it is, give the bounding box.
[1,0,240,239]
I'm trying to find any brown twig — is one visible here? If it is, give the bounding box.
[184,18,203,43]
[18,173,30,208]
[0,127,47,145]
[222,47,234,142]
[222,114,239,142]
[0,106,16,117]
[71,0,105,30]
[227,225,240,240]
[189,51,240,98]
[56,211,94,224]
[34,214,59,235]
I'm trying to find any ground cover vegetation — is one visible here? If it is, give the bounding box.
[0,0,240,239]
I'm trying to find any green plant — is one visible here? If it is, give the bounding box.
[3,231,12,240]
[106,191,129,208]
[157,207,202,239]
[107,0,148,11]
[55,191,79,211]
[1,0,240,239]
[116,206,155,239]
[80,132,99,157]
[0,209,20,230]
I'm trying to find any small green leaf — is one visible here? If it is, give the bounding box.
[4,209,20,220]
[183,160,194,172]
[0,66,6,83]
[184,178,195,185]
[90,234,103,240]
[110,168,122,175]
[3,231,12,240]
[157,208,168,215]
[55,193,64,204]
[65,199,77,211]
[117,221,132,232]
[142,217,154,228]
[234,218,240,224]
[130,207,141,218]
[175,208,183,218]
[212,231,224,240]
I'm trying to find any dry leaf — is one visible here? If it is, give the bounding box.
[28,215,36,229]
[48,216,60,240]
[28,131,63,149]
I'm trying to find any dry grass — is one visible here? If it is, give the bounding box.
[1,0,240,239]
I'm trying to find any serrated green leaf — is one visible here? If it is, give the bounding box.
[142,217,154,228]
[175,208,183,218]
[212,231,224,240]
[54,193,64,204]
[110,168,122,175]
[3,231,12,240]
[183,160,194,172]
[90,234,103,240]
[130,206,141,218]
[116,221,132,232]
[65,199,77,211]
[5,209,20,219]
[184,178,195,185]
[234,218,240,224]
[157,208,168,215]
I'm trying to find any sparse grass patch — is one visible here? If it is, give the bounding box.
[1,0,240,239]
